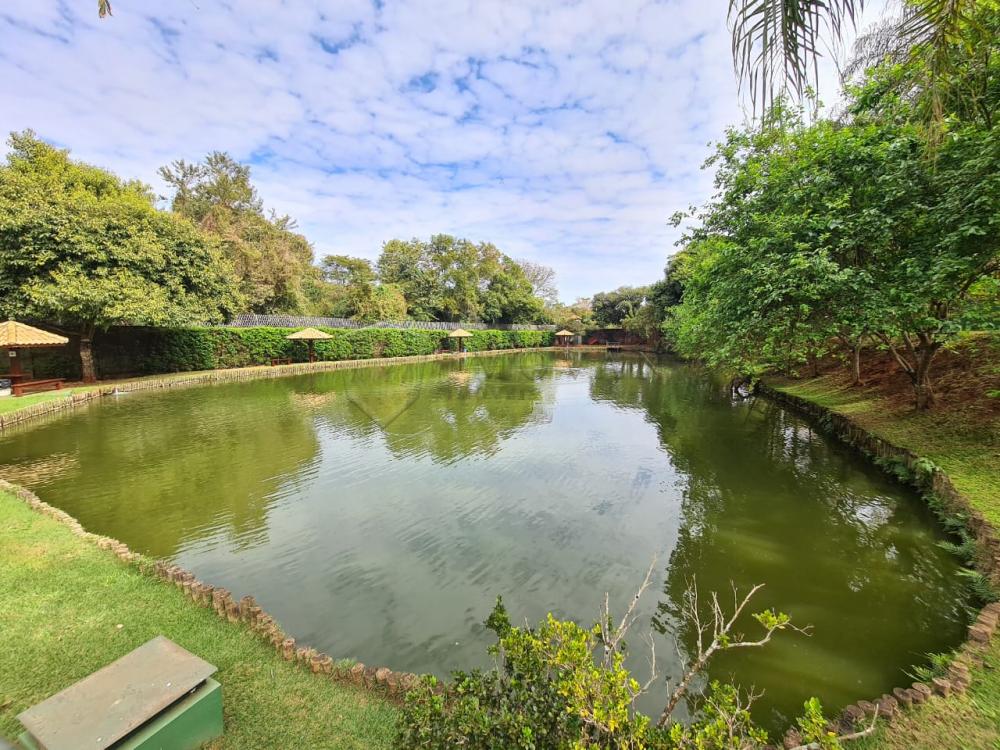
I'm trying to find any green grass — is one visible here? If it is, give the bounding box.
[769,336,1000,750]
[0,389,80,415]
[851,641,1000,750]
[0,491,399,749]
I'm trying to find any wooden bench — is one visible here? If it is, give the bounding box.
[12,378,64,397]
[269,357,292,366]
[17,636,222,750]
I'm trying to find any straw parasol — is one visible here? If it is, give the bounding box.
[0,320,69,382]
[286,327,333,363]
[555,329,574,347]
[448,328,473,353]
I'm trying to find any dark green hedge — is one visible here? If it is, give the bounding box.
[28,326,555,380]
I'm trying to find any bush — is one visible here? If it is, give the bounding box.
[28,326,554,380]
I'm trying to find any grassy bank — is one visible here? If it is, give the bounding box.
[0,490,398,749]
[769,333,1000,750]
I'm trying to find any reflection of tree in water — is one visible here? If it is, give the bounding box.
[588,355,969,730]
[309,355,554,463]
[0,380,321,558]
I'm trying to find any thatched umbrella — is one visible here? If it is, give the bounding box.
[286,327,333,363]
[0,320,69,383]
[555,329,574,347]
[448,328,473,353]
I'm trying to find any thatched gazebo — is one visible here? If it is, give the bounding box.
[286,327,333,363]
[448,328,473,353]
[0,320,69,384]
[555,329,574,347]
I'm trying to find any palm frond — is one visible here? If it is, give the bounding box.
[729,0,864,112]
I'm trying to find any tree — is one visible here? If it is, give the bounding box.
[160,152,316,315]
[397,569,860,749]
[518,260,560,307]
[377,235,549,323]
[349,283,408,322]
[0,132,239,381]
[592,286,649,327]
[377,238,442,321]
[729,0,981,118]
[667,88,999,408]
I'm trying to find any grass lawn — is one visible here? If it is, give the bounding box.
[0,490,399,749]
[770,333,1000,750]
[0,389,80,415]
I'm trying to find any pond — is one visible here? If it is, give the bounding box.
[0,351,971,731]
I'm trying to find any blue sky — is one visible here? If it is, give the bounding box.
[0,1,868,302]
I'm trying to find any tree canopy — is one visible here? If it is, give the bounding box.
[0,132,240,381]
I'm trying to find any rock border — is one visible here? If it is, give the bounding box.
[756,383,1000,748]
[0,477,426,703]
[0,346,562,432]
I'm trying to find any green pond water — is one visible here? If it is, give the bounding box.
[0,352,971,730]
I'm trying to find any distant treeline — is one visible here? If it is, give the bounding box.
[0,134,558,380]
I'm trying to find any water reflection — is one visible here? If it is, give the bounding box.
[591,357,968,725]
[0,352,970,733]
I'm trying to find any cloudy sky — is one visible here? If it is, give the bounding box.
[0,1,868,301]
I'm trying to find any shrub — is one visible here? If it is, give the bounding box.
[27,326,554,380]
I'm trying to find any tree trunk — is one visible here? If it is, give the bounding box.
[851,342,862,386]
[913,346,936,410]
[79,325,97,383]
[914,378,935,410]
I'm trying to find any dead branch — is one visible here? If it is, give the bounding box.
[656,578,810,728]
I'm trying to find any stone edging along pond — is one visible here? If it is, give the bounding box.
[0,346,565,432]
[0,349,575,703]
[0,475,424,702]
[2,355,998,732]
[756,382,1000,745]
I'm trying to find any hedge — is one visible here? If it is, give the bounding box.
[27,326,556,380]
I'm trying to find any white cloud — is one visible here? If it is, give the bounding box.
[0,0,874,301]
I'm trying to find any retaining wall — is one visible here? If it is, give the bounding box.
[757,383,1000,747]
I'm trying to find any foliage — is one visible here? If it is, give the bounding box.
[398,593,833,750]
[665,83,1000,406]
[729,0,982,121]
[550,298,596,334]
[0,132,240,381]
[592,287,649,327]
[377,235,549,324]
[30,326,554,380]
[159,152,318,315]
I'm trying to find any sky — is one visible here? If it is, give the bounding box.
[0,1,873,302]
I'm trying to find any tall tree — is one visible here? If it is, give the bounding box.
[0,132,239,381]
[159,152,315,315]
[518,260,560,307]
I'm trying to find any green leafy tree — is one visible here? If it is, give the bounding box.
[159,152,316,315]
[667,89,999,407]
[349,283,408,322]
[592,287,650,327]
[378,235,549,323]
[0,131,239,381]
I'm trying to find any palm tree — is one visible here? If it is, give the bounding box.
[728,0,981,115]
